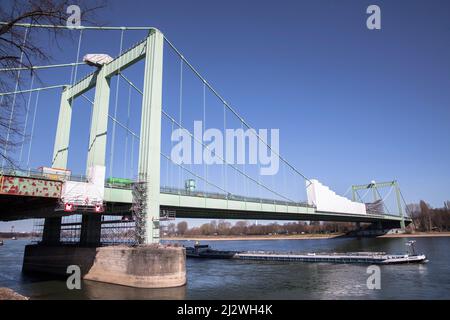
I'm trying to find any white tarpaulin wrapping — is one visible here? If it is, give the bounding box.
[306,179,367,215]
[61,165,105,206]
[83,54,113,67]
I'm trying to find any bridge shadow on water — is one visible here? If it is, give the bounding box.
[18,274,187,300]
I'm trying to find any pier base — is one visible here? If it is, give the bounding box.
[23,244,186,288]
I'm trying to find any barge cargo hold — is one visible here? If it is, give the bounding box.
[234,252,427,264]
[185,241,427,264]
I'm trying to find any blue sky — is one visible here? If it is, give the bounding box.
[1,0,450,231]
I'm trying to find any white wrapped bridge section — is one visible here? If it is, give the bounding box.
[306,179,366,215]
[61,165,105,206]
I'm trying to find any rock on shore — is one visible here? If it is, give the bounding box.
[0,288,29,300]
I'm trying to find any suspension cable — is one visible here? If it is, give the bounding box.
[0,62,85,72]
[124,84,132,177]
[161,153,228,195]
[398,187,411,217]
[70,30,83,97]
[161,111,295,203]
[0,84,68,96]
[1,27,29,168]
[130,135,134,179]
[164,36,311,185]
[203,81,207,193]
[178,58,184,187]
[0,22,156,31]
[119,73,142,94]
[123,77,297,203]
[343,185,352,198]
[223,102,226,192]
[375,187,391,214]
[109,29,125,179]
[18,73,35,163]
[26,90,39,169]
[81,94,139,138]
[170,119,174,188]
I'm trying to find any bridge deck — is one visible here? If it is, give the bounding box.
[104,187,409,224]
[0,173,410,226]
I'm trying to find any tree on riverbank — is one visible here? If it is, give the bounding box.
[408,201,450,232]
[170,220,357,237]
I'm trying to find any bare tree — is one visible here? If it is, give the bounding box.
[177,221,188,235]
[0,0,105,166]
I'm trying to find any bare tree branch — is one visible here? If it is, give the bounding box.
[0,0,105,167]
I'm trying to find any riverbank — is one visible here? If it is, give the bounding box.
[380,232,450,238]
[0,288,29,300]
[165,233,345,241]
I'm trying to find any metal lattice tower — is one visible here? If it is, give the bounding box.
[132,180,148,244]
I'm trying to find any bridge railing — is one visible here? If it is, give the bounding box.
[102,181,313,208]
[0,167,87,182]
[158,186,313,208]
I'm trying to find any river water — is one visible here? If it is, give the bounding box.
[0,237,449,299]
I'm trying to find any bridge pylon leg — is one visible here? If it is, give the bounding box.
[137,30,164,245]
[86,68,111,169]
[52,87,72,168]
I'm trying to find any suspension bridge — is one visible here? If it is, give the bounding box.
[0,23,411,288]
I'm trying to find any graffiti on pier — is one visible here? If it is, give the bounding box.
[0,175,62,198]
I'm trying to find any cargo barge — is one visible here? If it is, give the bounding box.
[185,241,427,265]
[234,251,427,264]
[186,243,239,259]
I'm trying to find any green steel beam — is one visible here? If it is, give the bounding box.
[65,72,98,100]
[395,181,406,229]
[102,40,147,78]
[351,180,406,229]
[138,29,164,244]
[352,181,395,190]
[52,87,72,168]
[86,68,110,169]
[64,40,147,100]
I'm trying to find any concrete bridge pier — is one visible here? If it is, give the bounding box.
[41,217,62,245]
[23,213,186,288]
[80,214,102,247]
[351,220,407,237]
[22,243,186,288]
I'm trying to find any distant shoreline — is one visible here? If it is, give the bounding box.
[0,236,33,240]
[380,232,450,238]
[2,232,449,242]
[165,233,345,241]
[165,232,450,241]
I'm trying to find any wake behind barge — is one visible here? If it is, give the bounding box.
[185,241,427,265]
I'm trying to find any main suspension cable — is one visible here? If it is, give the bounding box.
[164,36,311,185]
[121,76,298,203]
